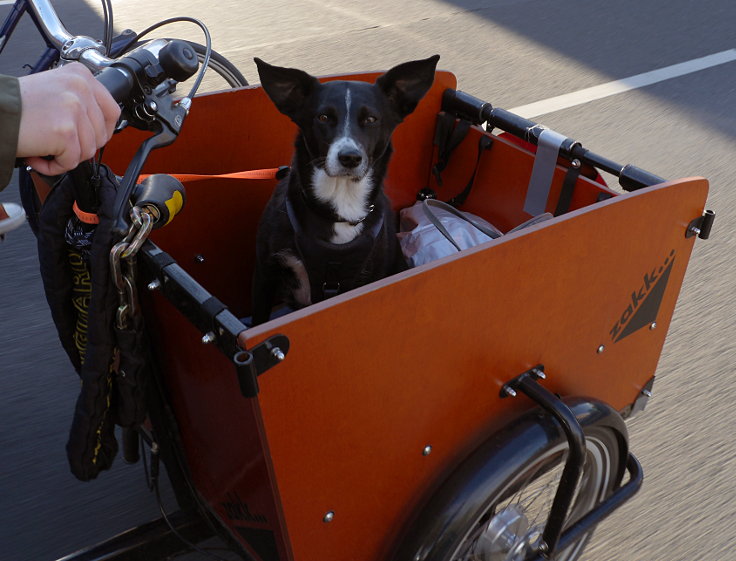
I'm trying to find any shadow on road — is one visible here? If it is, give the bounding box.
[437,0,736,139]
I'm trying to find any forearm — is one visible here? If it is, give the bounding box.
[0,74,21,190]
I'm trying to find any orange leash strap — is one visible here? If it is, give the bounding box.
[70,168,287,225]
[73,201,100,224]
[140,167,288,183]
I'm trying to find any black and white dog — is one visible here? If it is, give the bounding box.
[251,55,439,325]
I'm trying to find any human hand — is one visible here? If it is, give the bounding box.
[17,63,121,175]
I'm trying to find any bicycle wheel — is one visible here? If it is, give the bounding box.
[183,40,248,90]
[394,399,627,561]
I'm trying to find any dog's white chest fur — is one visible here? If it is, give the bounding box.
[311,168,372,243]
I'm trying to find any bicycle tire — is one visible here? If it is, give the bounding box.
[392,398,628,561]
[182,40,248,88]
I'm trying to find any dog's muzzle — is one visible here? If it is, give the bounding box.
[326,138,369,178]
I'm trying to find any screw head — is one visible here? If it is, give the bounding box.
[650,322,657,330]
[271,347,285,361]
[194,254,205,263]
[422,445,432,456]
[201,332,215,344]
[597,345,605,354]
[147,279,161,291]
[323,511,335,523]
[502,385,518,398]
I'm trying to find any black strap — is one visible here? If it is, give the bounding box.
[146,247,177,271]
[432,113,471,186]
[554,164,581,216]
[201,295,227,321]
[447,134,493,208]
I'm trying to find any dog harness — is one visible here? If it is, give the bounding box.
[285,196,385,302]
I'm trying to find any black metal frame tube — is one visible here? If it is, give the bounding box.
[524,453,643,561]
[55,510,214,561]
[502,367,644,559]
[513,372,587,554]
[442,89,665,191]
[140,240,247,358]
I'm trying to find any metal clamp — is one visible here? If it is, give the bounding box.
[60,35,107,65]
[232,335,290,398]
[686,209,715,240]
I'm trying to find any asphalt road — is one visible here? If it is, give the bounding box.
[1,1,734,560]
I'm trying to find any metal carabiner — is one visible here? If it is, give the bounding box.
[110,241,132,329]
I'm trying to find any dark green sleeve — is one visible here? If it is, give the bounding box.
[0,74,21,190]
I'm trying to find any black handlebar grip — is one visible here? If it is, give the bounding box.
[95,65,136,103]
[159,40,199,83]
[132,174,186,228]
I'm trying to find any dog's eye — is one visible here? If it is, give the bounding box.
[363,115,378,125]
[317,114,330,123]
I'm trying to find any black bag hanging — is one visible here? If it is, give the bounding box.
[37,163,149,481]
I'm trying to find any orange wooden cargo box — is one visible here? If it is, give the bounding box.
[104,70,710,561]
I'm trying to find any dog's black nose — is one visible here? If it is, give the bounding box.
[338,150,363,169]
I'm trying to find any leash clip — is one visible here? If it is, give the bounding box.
[346,204,375,226]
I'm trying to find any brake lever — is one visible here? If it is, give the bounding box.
[96,39,196,235]
[134,85,190,136]
[111,125,179,237]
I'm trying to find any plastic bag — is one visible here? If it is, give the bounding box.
[398,199,551,267]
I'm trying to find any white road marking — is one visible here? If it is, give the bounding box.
[508,49,736,119]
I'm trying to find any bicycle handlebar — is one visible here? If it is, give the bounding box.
[26,0,75,50]
[23,0,204,236]
[28,0,117,73]
[95,65,135,102]
[95,39,199,104]
[26,0,199,104]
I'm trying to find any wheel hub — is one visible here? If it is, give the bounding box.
[471,506,544,561]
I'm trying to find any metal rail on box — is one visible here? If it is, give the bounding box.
[140,240,290,398]
[442,89,666,193]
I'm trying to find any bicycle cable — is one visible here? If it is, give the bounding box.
[100,0,113,55]
[152,464,234,561]
[131,17,212,100]
[140,435,235,561]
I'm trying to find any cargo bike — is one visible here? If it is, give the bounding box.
[3,1,714,560]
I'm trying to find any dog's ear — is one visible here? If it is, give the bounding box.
[376,54,440,120]
[254,58,320,120]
